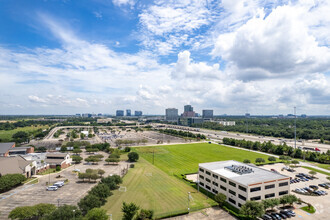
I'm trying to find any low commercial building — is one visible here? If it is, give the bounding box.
[218,121,236,126]
[22,153,49,174]
[0,156,37,178]
[97,118,113,123]
[198,160,290,209]
[9,146,34,156]
[0,142,16,157]
[45,153,72,169]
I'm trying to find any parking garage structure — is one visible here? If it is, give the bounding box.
[198,160,290,209]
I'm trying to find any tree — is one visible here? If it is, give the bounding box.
[45,205,82,220]
[268,198,280,210]
[78,194,103,215]
[128,152,139,162]
[98,169,105,177]
[85,208,108,220]
[90,173,99,182]
[105,158,120,165]
[309,170,317,177]
[214,193,226,206]
[60,146,67,152]
[73,148,82,154]
[255,158,265,164]
[291,160,300,166]
[89,184,112,202]
[8,206,37,220]
[109,153,120,159]
[34,203,56,217]
[268,156,276,162]
[135,209,154,220]
[72,155,83,163]
[262,199,272,210]
[12,131,29,143]
[101,175,122,190]
[124,147,131,152]
[243,159,251,163]
[280,194,298,207]
[326,176,330,181]
[240,201,264,218]
[122,202,139,220]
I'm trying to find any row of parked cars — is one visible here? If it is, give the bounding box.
[262,209,296,220]
[294,186,327,196]
[46,181,65,191]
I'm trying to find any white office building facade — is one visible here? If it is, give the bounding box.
[198,161,290,209]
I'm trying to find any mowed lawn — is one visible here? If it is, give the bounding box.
[103,157,216,219]
[0,125,49,142]
[135,143,272,175]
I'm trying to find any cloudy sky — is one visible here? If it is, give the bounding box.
[0,0,329,115]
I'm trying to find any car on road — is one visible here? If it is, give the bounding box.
[46,186,58,191]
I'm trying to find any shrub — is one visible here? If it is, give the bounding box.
[130,164,135,168]
[0,174,26,193]
[268,156,277,162]
[85,208,108,220]
[56,166,61,172]
[243,159,251,163]
[124,147,131,152]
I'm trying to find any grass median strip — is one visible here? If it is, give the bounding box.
[301,205,316,214]
[301,166,330,176]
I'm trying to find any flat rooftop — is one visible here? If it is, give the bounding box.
[199,160,289,186]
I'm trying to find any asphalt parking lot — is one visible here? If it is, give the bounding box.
[262,163,330,220]
[0,151,129,219]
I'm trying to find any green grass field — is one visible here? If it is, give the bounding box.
[103,157,216,219]
[0,125,48,142]
[301,166,330,176]
[135,143,273,175]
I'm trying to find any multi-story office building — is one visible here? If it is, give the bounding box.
[198,160,290,209]
[202,110,213,119]
[182,105,195,117]
[135,111,143,116]
[165,108,178,121]
[179,117,203,126]
[218,121,236,126]
[126,109,131,116]
[116,110,124,117]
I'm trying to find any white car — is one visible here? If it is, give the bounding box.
[54,181,64,187]
[46,186,58,191]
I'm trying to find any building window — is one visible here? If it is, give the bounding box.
[238,194,246,201]
[220,177,227,183]
[228,198,236,205]
[229,189,236,196]
[200,182,204,186]
[213,174,218,179]
[199,168,204,172]
[279,182,289,187]
[250,187,261,192]
[229,181,236,187]
[265,193,275,199]
[279,190,288,196]
[238,203,242,207]
[239,185,246,192]
[200,175,204,180]
[250,196,261,201]
[212,189,218,194]
[206,171,211,175]
[265,184,275,190]
[220,185,227,191]
[212,181,218,187]
[206,178,211,183]
[206,185,211,190]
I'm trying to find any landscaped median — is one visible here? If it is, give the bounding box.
[301,205,316,214]
[301,166,330,176]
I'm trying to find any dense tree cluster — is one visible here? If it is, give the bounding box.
[0,174,26,193]
[0,120,56,131]
[223,138,330,164]
[192,118,330,140]
[158,129,206,139]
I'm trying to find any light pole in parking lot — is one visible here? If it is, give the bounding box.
[57,199,61,207]
[73,210,75,220]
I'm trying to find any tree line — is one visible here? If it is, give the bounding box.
[192,118,330,140]
[222,138,330,164]
[158,129,206,139]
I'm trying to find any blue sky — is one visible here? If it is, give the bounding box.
[0,0,330,115]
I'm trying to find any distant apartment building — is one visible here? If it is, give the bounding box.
[202,110,213,119]
[135,111,143,116]
[116,110,124,116]
[82,113,92,118]
[126,109,131,116]
[75,114,81,117]
[165,108,178,121]
[198,160,290,209]
[218,121,236,126]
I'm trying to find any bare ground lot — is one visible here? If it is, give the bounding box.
[164,207,235,220]
[262,163,330,220]
[0,151,129,220]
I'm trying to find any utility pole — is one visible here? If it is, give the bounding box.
[294,106,297,149]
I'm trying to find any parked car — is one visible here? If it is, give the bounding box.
[309,185,318,190]
[283,210,296,217]
[53,181,64,188]
[263,214,273,220]
[46,186,58,191]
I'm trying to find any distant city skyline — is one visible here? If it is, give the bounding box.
[0,1,329,115]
